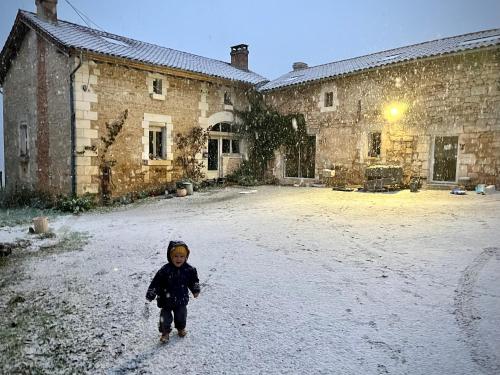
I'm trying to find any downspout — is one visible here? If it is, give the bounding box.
[69,52,82,196]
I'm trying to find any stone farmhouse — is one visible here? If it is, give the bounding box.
[261,31,500,188]
[1,0,499,199]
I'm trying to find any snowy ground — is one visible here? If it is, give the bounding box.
[1,186,499,375]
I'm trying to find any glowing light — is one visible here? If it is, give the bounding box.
[383,101,408,122]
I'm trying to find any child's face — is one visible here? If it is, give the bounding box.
[172,253,187,268]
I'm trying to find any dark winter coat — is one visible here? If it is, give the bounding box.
[146,241,200,308]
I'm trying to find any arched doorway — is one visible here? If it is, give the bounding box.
[206,122,241,179]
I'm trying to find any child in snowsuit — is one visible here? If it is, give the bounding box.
[146,240,200,342]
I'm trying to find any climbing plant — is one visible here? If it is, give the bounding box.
[99,109,128,203]
[234,92,307,181]
[175,126,209,181]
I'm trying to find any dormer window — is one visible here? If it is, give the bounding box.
[324,92,334,107]
[153,79,163,95]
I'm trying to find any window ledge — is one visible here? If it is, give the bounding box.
[320,106,337,113]
[224,104,233,110]
[150,93,165,101]
[144,159,171,166]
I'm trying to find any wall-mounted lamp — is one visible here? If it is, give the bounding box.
[383,101,408,122]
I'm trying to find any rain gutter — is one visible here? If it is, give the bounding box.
[69,52,82,196]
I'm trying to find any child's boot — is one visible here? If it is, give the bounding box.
[160,332,169,343]
[177,329,187,337]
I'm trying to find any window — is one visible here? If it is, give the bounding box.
[324,92,334,107]
[231,139,240,154]
[210,122,233,132]
[19,122,28,157]
[368,132,381,157]
[221,139,239,154]
[224,92,232,105]
[285,135,316,178]
[222,139,231,153]
[153,79,162,95]
[149,127,165,159]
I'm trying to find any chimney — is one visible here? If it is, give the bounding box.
[36,0,58,22]
[292,62,308,71]
[230,44,249,71]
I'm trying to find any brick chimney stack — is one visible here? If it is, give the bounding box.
[230,44,249,71]
[36,0,58,22]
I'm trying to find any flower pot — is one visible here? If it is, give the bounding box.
[33,216,49,233]
[176,188,187,197]
[182,182,193,195]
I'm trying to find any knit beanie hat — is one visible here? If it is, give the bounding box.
[166,240,190,263]
[170,244,188,258]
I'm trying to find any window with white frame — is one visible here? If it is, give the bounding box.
[148,74,167,100]
[19,121,28,157]
[153,78,163,95]
[149,126,165,159]
[324,91,334,107]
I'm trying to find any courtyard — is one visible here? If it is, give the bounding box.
[1,186,499,374]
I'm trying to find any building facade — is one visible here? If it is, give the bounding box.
[262,48,500,188]
[0,1,264,198]
[1,0,499,199]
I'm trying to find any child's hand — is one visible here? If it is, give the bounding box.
[193,293,199,298]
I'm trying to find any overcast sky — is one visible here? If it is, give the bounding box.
[1,0,500,183]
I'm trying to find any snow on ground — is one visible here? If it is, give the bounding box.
[1,186,499,374]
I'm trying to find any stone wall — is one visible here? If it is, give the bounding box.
[78,60,251,197]
[3,29,72,195]
[265,49,500,187]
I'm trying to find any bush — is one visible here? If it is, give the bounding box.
[225,161,260,186]
[55,194,96,214]
[0,187,54,209]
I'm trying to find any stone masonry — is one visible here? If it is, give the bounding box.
[265,49,500,187]
[79,60,250,197]
[3,29,72,195]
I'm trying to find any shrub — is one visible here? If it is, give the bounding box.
[55,194,96,214]
[0,187,54,209]
[225,161,259,186]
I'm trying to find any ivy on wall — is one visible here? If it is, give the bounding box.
[99,109,128,203]
[234,92,307,181]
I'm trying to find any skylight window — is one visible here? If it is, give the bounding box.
[283,74,304,83]
[100,36,130,48]
[458,35,499,46]
[379,53,402,62]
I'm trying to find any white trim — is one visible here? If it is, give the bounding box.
[207,111,234,129]
[318,83,339,113]
[147,73,168,100]
[142,113,173,162]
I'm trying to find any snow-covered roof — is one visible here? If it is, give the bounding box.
[0,10,267,86]
[259,28,500,91]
